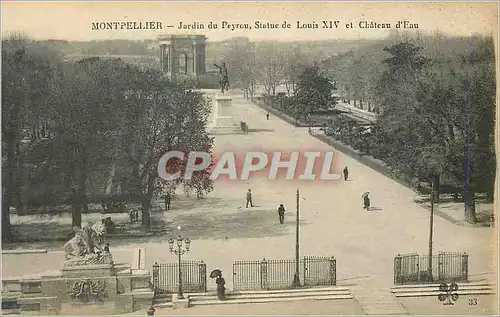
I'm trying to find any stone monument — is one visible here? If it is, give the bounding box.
[11,221,154,315]
[208,62,244,135]
[158,34,206,81]
[208,95,243,135]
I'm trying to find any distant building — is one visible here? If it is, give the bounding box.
[157,35,207,81]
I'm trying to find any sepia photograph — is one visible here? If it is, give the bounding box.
[1,1,498,315]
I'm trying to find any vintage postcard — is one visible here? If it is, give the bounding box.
[1,1,498,315]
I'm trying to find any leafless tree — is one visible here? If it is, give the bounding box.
[255,44,287,96]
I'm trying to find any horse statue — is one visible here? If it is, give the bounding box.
[214,62,230,94]
[63,221,112,266]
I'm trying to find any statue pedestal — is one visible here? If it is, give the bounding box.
[15,261,154,315]
[209,95,244,135]
[61,263,115,278]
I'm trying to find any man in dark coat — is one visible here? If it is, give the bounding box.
[278,204,285,224]
[343,166,349,181]
[246,189,253,208]
[363,194,370,211]
[164,192,171,211]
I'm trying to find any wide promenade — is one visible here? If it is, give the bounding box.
[164,89,493,290]
[3,90,496,303]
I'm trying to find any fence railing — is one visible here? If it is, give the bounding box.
[152,261,207,297]
[394,252,468,285]
[233,256,336,291]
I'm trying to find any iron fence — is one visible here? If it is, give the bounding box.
[233,256,336,291]
[304,255,337,287]
[152,261,206,297]
[394,252,468,285]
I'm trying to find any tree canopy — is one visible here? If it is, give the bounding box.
[2,36,214,239]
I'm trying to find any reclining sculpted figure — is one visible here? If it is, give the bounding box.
[63,221,112,266]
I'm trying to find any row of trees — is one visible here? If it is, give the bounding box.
[2,35,214,241]
[223,40,308,100]
[257,65,336,126]
[223,39,338,125]
[325,37,495,223]
[320,30,485,111]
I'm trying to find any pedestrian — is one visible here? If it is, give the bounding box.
[104,243,110,253]
[363,194,370,211]
[104,217,115,233]
[216,273,226,300]
[266,112,270,120]
[277,204,285,224]
[343,166,349,181]
[246,189,253,208]
[129,209,135,223]
[164,192,171,211]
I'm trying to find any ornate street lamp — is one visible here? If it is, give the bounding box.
[168,226,190,299]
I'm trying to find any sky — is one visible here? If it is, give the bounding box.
[1,1,498,42]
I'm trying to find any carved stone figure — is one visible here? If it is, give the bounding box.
[63,229,85,258]
[63,221,112,266]
[68,279,108,302]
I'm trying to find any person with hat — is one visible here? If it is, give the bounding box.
[164,192,172,211]
[343,166,349,181]
[277,204,286,224]
[246,189,253,208]
[363,193,370,211]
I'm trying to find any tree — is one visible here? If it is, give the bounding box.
[116,68,214,230]
[446,42,496,222]
[293,66,334,121]
[224,41,258,100]
[376,42,430,114]
[372,42,430,179]
[374,38,495,223]
[411,37,495,223]
[2,33,60,241]
[47,58,121,228]
[347,52,385,110]
[256,44,287,96]
[283,47,306,97]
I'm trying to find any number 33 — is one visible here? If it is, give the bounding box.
[469,298,478,306]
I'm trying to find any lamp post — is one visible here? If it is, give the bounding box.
[427,180,435,282]
[292,188,301,287]
[168,226,190,300]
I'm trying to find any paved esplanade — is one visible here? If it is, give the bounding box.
[142,90,495,291]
